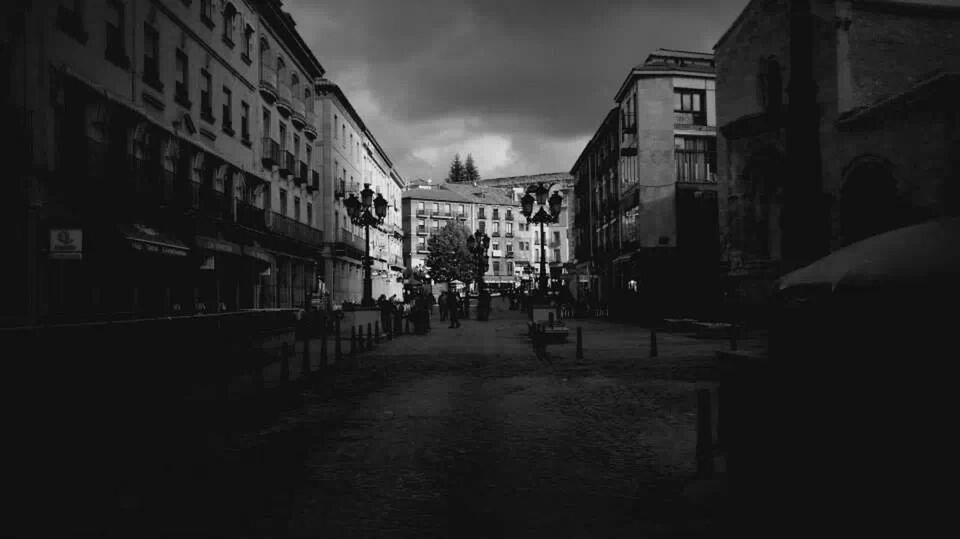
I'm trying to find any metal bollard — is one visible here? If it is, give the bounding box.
[334,318,342,363]
[350,326,357,355]
[696,388,714,479]
[374,321,380,345]
[650,327,659,358]
[576,327,583,362]
[367,322,373,350]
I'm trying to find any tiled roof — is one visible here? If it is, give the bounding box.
[443,183,519,206]
[478,172,573,187]
[401,187,473,203]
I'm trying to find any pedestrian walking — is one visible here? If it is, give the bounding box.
[438,291,448,321]
[446,289,461,328]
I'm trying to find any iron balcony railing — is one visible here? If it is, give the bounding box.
[279,151,295,176]
[674,111,707,127]
[269,211,322,246]
[296,161,308,186]
[261,137,280,167]
[200,185,232,221]
[259,63,278,100]
[675,150,717,183]
[236,201,266,229]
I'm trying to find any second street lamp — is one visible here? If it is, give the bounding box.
[521,183,563,296]
[343,183,388,307]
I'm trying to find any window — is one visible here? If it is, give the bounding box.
[349,133,353,155]
[507,223,513,235]
[493,261,501,274]
[479,207,486,219]
[432,220,440,231]
[293,133,300,162]
[553,231,560,245]
[105,0,127,68]
[506,242,514,254]
[222,86,233,133]
[506,261,514,273]
[553,249,561,262]
[200,70,213,121]
[493,208,499,220]
[758,57,783,112]
[493,222,500,234]
[291,73,299,102]
[242,25,253,61]
[279,122,287,153]
[674,88,706,126]
[279,188,288,216]
[305,88,313,112]
[305,144,312,167]
[57,0,88,44]
[334,115,338,138]
[506,209,512,220]
[294,196,301,221]
[492,241,499,252]
[417,219,425,232]
[262,107,271,138]
[674,136,717,182]
[200,0,214,28]
[443,203,450,215]
[142,23,161,90]
[458,204,465,216]
[240,101,250,141]
[175,50,189,107]
[307,202,313,227]
[416,201,424,213]
[342,125,346,148]
[222,3,236,46]
[417,237,426,250]
[432,203,438,213]
[478,221,486,233]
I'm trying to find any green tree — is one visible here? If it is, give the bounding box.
[425,222,478,284]
[446,154,466,183]
[464,154,480,183]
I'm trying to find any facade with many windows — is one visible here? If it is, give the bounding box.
[0,0,403,325]
[571,49,720,320]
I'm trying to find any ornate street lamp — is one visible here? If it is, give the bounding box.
[520,182,563,295]
[344,183,388,307]
[466,229,490,293]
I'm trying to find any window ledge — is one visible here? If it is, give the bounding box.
[105,48,130,70]
[142,91,165,111]
[222,124,235,137]
[175,94,192,110]
[241,52,252,66]
[199,126,217,141]
[143,74,164,93]
[241,136,252,147]
[201,15,215,30]
[200,110,216,124]
[222,34,235,49]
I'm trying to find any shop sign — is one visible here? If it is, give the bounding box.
[49,229,82,260]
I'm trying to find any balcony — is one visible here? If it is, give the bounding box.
[303,108,318,139]
[279,151,294,177]
[261,137,280,168]
[674,111,707,128]
[416,227,427,235]
[269,211,322,246]
[200,185,232,221]
[478,212,486,219]
[492,231,500,237]
[291,97,306,129]
[295,161,308,186]
[259,63,277,103]
[276,84,292,117]
[416,209,428,217]
[675,150,717,184]
[505,213,513,221]
[308,170,319,193]
[236,201,266,230]
[505,252,515,258]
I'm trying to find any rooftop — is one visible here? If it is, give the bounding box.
[402,183,518,206]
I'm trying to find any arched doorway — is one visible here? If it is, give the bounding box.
[840,158,901,244]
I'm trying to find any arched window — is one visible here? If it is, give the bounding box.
[276,57,285,81]
[291,73,299,97]
[304,87,313,112]
[757,56,783,112]
[222,3,237,45]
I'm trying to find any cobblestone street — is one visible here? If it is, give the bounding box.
[13,300,762,537]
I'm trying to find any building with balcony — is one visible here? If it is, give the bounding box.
[715,0,960,317]
[472,173,575,292]
[0,0,328,325]
[315,78,405,305]
[401,183,524,291]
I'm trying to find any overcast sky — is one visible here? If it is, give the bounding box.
[283,0,954,183]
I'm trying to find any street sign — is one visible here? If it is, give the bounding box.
[49,229,82,260]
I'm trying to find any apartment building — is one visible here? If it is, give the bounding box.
[0,0,327,325]
[316,79,405,305]
[401,184,525,291]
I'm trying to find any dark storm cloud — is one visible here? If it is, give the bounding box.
[284,0,748,178]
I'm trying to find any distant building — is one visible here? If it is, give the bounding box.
[571,49,720,319]
[401,183,528,290]
[715,0,960,314]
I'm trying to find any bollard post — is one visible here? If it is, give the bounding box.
[650,327,659,358]
[334,318,342,363]
[367,322,373,350]
[358,325,365,353]
[350,326,357,355]
[576,327,583,362]
[374,321,380,345]
[696,388,714,479]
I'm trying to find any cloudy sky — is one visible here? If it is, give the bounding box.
[283,0,950,183]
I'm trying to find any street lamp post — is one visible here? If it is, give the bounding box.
[466,229,490,293]
[343,183,388,307]
[520,183,563,297]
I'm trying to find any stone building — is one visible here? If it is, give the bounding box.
[715,0,960,315]
[0,0,404,325]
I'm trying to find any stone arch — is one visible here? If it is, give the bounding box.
[839,155,902,244]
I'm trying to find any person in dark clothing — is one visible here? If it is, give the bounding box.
[478,288,492,321]
[446,289,461,328]
[378,294,394,335]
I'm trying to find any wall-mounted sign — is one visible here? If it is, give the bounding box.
[49,229,82,260]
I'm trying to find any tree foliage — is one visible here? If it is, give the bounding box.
[464,154,480,184]
[446,154,466,183]
[425,222,478,284]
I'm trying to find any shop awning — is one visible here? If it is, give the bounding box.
[196,235,242,256]
[121,224,190,257]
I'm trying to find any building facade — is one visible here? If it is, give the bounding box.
[0,0,404,326]
[401,183,530,291]
[570,49,720,320]
[316,79,405,305]
[715,0,960,315]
